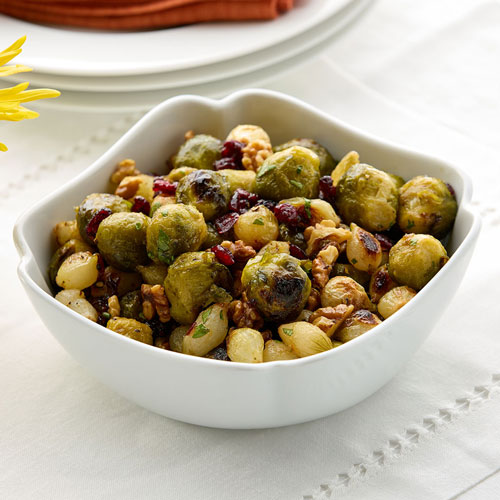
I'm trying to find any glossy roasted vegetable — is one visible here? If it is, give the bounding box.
[55,289,98,322]
[119,290,143,320]
[76,193,131,245]
[334,309,381,343]
[377,286,416,319]
[263,339,298,361]
[241,251,311,322]
[254,146,320,201]
[146,204,207,265]
[219,169,256,194]
[96,212,149,271]
[331,263,370,287]
[55,251,99,290]
[388,233,448,290]
[176,169,231,220]
[48,238,93,287]
[279,197,340,226]
[274,138,336,177]
[321,276,374,311]
[346,223,382,273]
[335,163,399,232]
[164,251,233,324]
[398,175,457,238]
[136,262,169,285]
[227,328,264,363]
[278,321,332,358]
[106,317,153,345]
[233,205,279,249]
[172,134,222,170]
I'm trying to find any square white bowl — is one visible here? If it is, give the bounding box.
[13,89,480,429]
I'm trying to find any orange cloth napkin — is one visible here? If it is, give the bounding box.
[0,0,295,30]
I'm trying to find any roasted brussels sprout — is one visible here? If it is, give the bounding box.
[76,193,131,245]
[96,212,149,271]
[398,175,458,238]
[146,204,207,265]
[176,169,231,220]
[335,163,399,232]
[274,138,336,177]
[219,169,256,194]
[321,276,374,311]
[279,224,306,250]
[119,290,142,320]
[388,233,448,290]
[172,134,222,170]
[241,251,311,322]
[136,262,169,285]
[254,146,320,201]
[201,222,224,249]
[164,251,233,324]
[106,317,153,345]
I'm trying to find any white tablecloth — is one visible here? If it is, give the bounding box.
[2,1,500,499]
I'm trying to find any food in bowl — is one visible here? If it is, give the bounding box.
[48,124,457,363]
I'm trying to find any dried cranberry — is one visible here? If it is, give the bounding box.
[104,269,120,296]
[86,208,112,242]
[274,203,300,226]
[210,245,235,266]
[374,233,393,251]
[446,183,456,198]
[319,176,336,203]
[131,196,150,215]
[229,188,259,214]
[214,212,239,234]
[214,157,238,171]
[153,178,177,196]
[289,244,307,259]
[255,199,276,211]
[88,296,109,314]
[96,254,106,280]
[214,140,245,170]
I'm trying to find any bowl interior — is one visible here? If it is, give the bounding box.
[16,90,473,298]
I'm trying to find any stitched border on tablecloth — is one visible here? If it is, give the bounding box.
[304,372,500,500]
[1,110,145,207]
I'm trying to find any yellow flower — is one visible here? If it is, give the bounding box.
[0,36,60,151]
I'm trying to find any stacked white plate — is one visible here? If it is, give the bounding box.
[1,0,371,111]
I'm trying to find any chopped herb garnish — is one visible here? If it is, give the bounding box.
[201,308,211,323]
[296,165,303,174]
[253,218,264,225]
[290,179,303,189]
[192,324,209,338]
[135,222,142,230]
[158,229,174,265]
[256,164,276,178]
[351,258,358,264]
[138,312,145,320]
[407,219,415,229]
[304,198,311,218]
[282,328,293,336]
[219,310,224,320]
[409,239,417,246]
[102,312,111,320]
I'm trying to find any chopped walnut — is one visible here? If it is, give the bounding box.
[226,124,273,172]
[241,140,273,171]
[304,220,351,257]
[309,305,354,337]
[184,129,195,141]
[221,240,256,263]
[110,159,140,188]
[306,287,321,311]
[141,284,171,323]
[228,292,264,330]
[260,329,273,343]
[312,244,339,289]
[115,176,141,200]
[107,295,120,318]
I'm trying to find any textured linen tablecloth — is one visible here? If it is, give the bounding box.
[1,1,500,499]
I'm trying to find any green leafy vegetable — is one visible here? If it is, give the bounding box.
[192,324,209,338]
[253,218,264,225]
[289,179,303,189]
[256,164,277,178]
[282,327,293,336]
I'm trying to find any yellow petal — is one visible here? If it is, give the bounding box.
[0,142,7,152]
[0,64,32,77]
[0,82,30,97]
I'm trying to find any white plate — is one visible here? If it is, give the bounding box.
[5,0,368,92]
[14,0,370,111]
[0,0,352,76]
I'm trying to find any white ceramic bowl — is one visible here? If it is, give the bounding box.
[14,89,480,429]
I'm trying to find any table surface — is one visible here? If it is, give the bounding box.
[1,1,500,499]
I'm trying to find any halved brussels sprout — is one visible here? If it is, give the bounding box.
[241,251,311,322]
[119,290,142,320]
[76,193,131,245]
[398,175,457,238]
[254,146,320,201]
[172,134,222,170]
[176,169,231,221]
[146,204,207,265]
[164,251,233,324]
[388,233,448,290]
[335,163,398,232]
[96,212,150,271]
[274,138,336,177]
[219,169,256,194]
